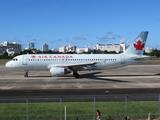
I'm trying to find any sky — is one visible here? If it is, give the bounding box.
[0,0,160,50]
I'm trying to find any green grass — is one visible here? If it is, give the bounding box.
[0,101,159,120]
[0,59,9,65]
[143,58,160,63]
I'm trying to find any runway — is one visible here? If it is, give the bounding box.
[1,64,160,89]
[0,64,160,99]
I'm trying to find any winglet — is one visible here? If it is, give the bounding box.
[124,31,148,55]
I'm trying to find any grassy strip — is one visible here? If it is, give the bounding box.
[143,59,160,63]
[0,59,9,65]
[142,57,160,63]
[0,101,158,120]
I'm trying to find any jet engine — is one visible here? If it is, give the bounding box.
[50,67,71,76]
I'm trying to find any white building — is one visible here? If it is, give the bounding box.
[51,48,58,52]
[42,43,48,52]
[66,45,76,52]
[76,48,90,53]
[94,43,126,53]
[59,46,66,53]
[145,47,153,53]
[2,41,22,54]
[6,48,18,56]
[120,42,126,52]
[59,45,76,53]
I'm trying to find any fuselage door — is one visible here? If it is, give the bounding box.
[121,55,125,64]
[22,56,27,65]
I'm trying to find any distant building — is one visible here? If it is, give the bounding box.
[66,45,76,52]
[59,46,66,53]
[28,42,35,49]
[59,45,76,53]
[6,48,18,56]
[76,48,90,53]
[51,48,58,52]
[2,41,22,55]
[0,45,3,55]
[3,41,22,51]
[94,43,126,53]
[120,42,126,52]
[42,43,48,52]
[145,47,153,53]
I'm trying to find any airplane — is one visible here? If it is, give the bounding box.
[5,31,151,78]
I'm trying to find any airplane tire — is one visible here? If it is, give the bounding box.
[75,74,80,78]
[24,73,28,77]
[24,74,27,77]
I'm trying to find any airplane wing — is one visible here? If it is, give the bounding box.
[58,62,97,67]
[47,62,98,70]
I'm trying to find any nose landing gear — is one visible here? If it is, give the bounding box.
[24,70,28,77]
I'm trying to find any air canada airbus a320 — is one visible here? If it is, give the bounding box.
[6,31,151,78]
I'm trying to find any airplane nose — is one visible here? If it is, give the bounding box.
[5,62,12,68]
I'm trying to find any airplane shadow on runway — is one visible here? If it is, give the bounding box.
[78,72,130,83]
[79,71,159,82]
[155,73,160,76]
[28,71,158,83]
[27,71,128,83]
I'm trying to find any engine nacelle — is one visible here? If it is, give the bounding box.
[49,67,71,77]
[50,67,64,76]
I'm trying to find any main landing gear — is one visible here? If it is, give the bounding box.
[24,70,28,77]
[73,70,80,78]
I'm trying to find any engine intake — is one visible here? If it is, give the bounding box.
[50,67,71,76]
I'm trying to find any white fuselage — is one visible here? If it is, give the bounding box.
[6,53,139,71]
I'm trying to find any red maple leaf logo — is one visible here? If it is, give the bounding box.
[31,55,36,58]
[133,40,145,50]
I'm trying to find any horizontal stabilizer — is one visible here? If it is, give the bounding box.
[132,56,151,61]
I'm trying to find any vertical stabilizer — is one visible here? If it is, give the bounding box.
[124,31,148,55]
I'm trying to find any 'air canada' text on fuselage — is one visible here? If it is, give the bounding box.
[31,55,73,59]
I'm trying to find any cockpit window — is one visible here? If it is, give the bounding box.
[12,58,18,61]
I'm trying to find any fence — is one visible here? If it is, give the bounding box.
[0,94,160,120]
